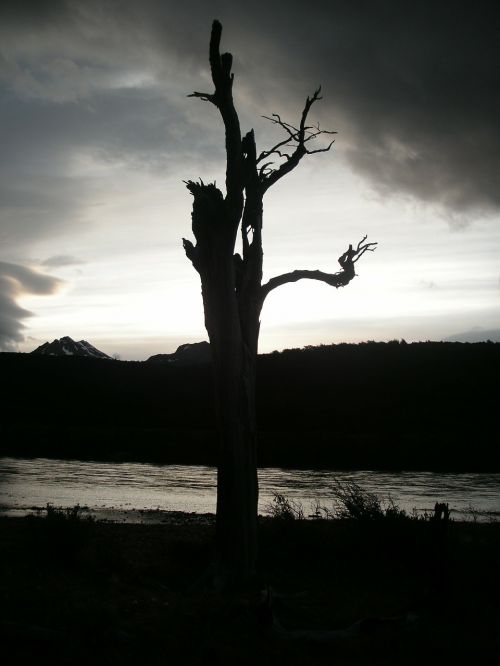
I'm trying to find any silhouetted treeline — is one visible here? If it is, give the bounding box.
[1,341,498,471]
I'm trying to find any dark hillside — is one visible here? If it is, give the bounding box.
[256,342,498,469]
[1,342,498,470]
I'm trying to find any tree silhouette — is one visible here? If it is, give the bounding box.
[183,20,376,588]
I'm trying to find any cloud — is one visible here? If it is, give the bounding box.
[0,2,225,251]
[41,254,85,268]
[419,280,437,290]
[0,82,220,249]
[0,0,498,258]
[0,261,63,350]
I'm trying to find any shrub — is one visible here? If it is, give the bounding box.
[329,479,385,520]
[42,503,95,523]
[266,492,304,520]
[314,480,411,521]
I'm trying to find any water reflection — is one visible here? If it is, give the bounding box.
[0,457,498,522]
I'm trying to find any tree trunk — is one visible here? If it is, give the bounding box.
[184,181,260,588]
[204,272,259,588]
[212,334,258,588]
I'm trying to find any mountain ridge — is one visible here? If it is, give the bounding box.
[32,336,111,359]
[147,341,210,365]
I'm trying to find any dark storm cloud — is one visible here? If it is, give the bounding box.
[0,0,498,253]
[0,262,63,350]
[318,4,500,215]
[0,0,70,24]
[208,1,500,217]
[94,0,499,217]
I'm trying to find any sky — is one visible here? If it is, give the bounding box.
[1,0,499,359]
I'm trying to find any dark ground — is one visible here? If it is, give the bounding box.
[1,513,498,665]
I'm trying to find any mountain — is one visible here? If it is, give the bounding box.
[147,341,211,365]
[31,336,110,359]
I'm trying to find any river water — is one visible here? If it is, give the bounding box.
[0,457,498,522]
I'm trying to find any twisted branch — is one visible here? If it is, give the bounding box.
[260,236,377,304]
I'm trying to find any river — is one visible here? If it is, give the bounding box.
[0,457,498,522]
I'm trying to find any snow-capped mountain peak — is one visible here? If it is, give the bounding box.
[31,336,110,359]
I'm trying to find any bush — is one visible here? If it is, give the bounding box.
[43,503,94,523]
[330,479,385,520]
[266,492,304,520]
[311,480,411,521]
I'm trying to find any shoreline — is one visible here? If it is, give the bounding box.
[0,506,217,525]
[1,505,498,524]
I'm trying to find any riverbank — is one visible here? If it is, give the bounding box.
[1,513,498,665]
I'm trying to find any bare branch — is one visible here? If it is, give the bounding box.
[188,91,216,104]
[298,87,322,141]
[352,236,378,263]
[258,162,274,177]
[306,139,336,155]
[256,135,294,163]
[260,237,377,305]
[259,88,337,192]
[269,150,291,161]
[262,114,300,140]
[261,269,353,301]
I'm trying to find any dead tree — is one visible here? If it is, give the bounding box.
[183,20,376,588]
